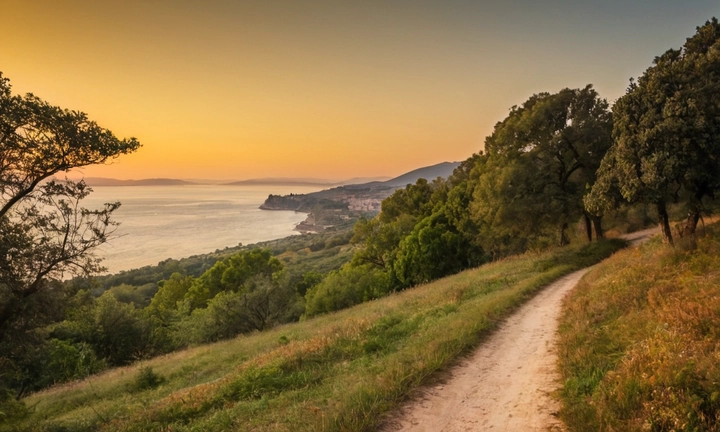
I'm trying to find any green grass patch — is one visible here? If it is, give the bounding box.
[8,238,625,432]
[558,226,720,431]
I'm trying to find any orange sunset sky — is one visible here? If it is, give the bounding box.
[2,0,719,181]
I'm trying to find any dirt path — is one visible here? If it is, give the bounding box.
[382,228,658,432]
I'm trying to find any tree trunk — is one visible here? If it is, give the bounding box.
[583,213,592,242]
[685,210,701,235]
[592,215,604,239]
[558,222,569,246]
[656,201,674,246]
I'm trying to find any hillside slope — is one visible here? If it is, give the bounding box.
[383,161,460,187]
[14,239,624,431]
[558,225,720,431]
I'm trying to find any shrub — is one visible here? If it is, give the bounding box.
[304,264,391,317]
[132,367,165,392]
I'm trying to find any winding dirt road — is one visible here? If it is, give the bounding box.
[382,229,658,432]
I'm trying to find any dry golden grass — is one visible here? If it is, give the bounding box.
[558,227,720,431]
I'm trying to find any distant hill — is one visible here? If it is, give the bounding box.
[224,178,338,187]
[74,163,458,190]
[340,161,461,191]
[83,177,196,186]
[224,176,393,187]
[337,176,393,185]
[384,162,460,187]
[260,161,462,217]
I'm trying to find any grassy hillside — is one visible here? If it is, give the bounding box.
[11,239,625,432]
[558,225,720,431]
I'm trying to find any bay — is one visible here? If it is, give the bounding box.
[80,184,321,274]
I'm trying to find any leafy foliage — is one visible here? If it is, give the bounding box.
[473,85,612,250]
[304,264,391,317]
[0,72,140,399]
[183,249,283,310]
[587,19,720,244]
[393,208,471,287]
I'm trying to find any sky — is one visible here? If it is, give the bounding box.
[2,1,719,181]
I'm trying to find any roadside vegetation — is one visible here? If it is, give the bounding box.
[9,238,625,431]
[558,223,720,431]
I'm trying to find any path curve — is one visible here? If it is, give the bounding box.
[382,228,658,432]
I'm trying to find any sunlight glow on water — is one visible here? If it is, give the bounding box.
[80,185,320,273]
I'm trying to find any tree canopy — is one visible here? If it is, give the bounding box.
[0,72,140,397]
[587,19,720,244]
[472,85,612,252]
[183,248,283,310]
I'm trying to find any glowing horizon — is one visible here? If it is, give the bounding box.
[3,1,719,181]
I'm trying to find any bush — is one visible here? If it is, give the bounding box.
[44,339,106,385]
[174,277,299,345]
[132,367,165,392]
[304,264,391,317]
[0,388,27,425]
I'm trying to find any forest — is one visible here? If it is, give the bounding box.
[1,18,720,427]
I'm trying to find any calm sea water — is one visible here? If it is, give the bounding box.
[80,185,321,274]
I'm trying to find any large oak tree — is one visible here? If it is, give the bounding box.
[472,85,612,254]
[587,19,720,245]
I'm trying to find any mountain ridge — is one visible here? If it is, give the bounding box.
[259,161,461,227]
[79,177,196,186]
[71,163,457,189]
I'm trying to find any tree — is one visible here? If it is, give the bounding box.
[472,85,612,251]
[303,264,390,317]
[0,72,140,395]
[145,273,194,353]
[237,275,296,332]
[587,19,720,245]
[174,275,297,344]
[89,293,148,365]
[183,249,283,309]
[293,271,324,297]
[350,215,415,269]
[148,273,194,316]
[393,208,468,287]
[377,178,435,223]
[350,178,447,277]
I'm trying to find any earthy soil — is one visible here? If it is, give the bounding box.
[382,228,658,432]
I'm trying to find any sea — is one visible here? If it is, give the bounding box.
[80,184,322,274]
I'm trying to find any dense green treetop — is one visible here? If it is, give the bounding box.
[472,85,612,252]
[183,249,283,310]
[587,18,720,244]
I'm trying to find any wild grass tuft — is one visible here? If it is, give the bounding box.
[131,367,165,392]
